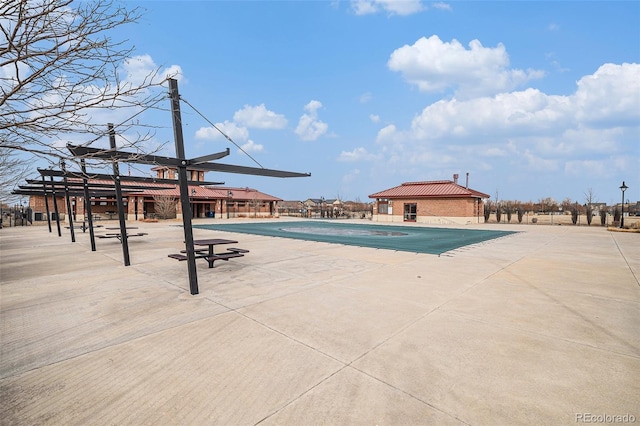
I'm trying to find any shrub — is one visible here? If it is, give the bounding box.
[517,208,524,224]
[613,208,621,224]
[600,208,607,226]
[571,206,578,225]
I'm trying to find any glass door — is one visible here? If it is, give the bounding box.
[404,203,417,221]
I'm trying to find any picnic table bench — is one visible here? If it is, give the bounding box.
[168,238,249,268]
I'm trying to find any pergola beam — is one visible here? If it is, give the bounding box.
[37,168,225,186]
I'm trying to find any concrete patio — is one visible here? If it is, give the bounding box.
[1,219,638,425]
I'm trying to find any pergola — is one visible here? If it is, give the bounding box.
[13,78,310,295]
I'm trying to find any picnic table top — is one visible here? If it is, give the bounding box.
[193,238,238,246]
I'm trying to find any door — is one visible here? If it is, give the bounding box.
[404,203,417,221]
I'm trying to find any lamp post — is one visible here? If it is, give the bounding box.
[619,181,628,228]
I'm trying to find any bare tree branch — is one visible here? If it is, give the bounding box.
[0,147,32,202]
[0,0,173,169]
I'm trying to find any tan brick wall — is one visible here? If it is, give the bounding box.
[372,197,485,224]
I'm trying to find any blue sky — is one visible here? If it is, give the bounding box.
[85,1,640,203]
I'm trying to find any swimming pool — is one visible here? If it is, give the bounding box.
[194,221,516,255]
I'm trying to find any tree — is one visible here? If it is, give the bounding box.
[584,188,596,226]
[600,204,608,226]
[571,204,579,225]
[248,190,260,218]
[484,200,492,223]
[1,0,170,167]
[613,208,621,225]
[539,197,558,214]
[153,195,176,219]
[0,147,32,202]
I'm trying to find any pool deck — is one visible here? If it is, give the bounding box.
[1,218,639,425]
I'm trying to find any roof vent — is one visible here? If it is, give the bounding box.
[453,174,459,184]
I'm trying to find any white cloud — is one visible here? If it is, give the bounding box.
[351,0,424,16]
[376,124,400,143]
[431,2,451,11]
[388,35,545,98]
[295,100,328,141]
[360,92,373,103]
[195,120,249,141]
[123,54,183,86]
[573,63,640,127]
[369,114,380,123]
[373,63,639,179]
[337,147,379,162]
[233,104,287,129]
[239,139,264,154]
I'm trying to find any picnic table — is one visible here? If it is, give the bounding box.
[98,227,147,242]
[66,221,103,233]
[168,238,249,268]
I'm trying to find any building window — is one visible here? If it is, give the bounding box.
[404,203,417,221]
[378,199,389,214]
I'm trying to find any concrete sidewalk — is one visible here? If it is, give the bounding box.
[1,220,638,425]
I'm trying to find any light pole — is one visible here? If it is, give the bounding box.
[619,181,628,228]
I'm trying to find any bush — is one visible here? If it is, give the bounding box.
[613,208,621,223]
[517,208,524,224]
[586,206,593,226]
[600,209,607,226]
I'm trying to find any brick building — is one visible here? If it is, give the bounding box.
[369,175,489,225]
[27,166,282,222]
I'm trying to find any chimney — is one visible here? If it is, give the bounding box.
[466,172,469,189]
[453,174,459,184]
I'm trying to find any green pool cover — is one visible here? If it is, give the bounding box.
[194,221,516,255]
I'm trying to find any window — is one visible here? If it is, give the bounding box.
[378,199,389,214]
[404,203,417,221]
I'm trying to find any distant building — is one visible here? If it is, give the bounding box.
[27,166,282,222]
[369,175,489,225]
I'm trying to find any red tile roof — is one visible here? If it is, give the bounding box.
[67,178,281,201]
[369,180,489,199]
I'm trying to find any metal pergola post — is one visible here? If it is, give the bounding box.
[41,175,52,233]
[109,123,131,266]
[81,159,97,251]
[50,176,62,237]
[169,79,199,294]
[61,161,76,242]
